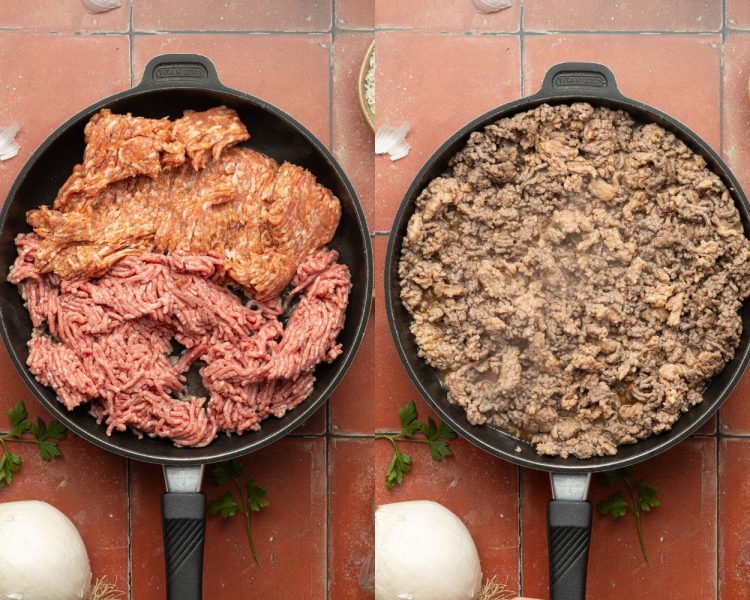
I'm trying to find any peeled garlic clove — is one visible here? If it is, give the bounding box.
[81,0,121,14]
[0,122,20,161]
[472,0,512,14]
[375,122,411,161]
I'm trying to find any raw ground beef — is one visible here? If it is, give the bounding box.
[9,234,350,448]
[28,107,341,300]
[400,102,750,459]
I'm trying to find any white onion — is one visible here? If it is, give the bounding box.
[375,500,483,600]
[472,0,513,14]
[0,122,20,161]
[81,0,121,14]
[375,122,411,161]
[0,501,92,600]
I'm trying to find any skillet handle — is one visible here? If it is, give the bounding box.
[138,53,224,90]
[162,492,206,600]
[547,499,592,600]
[537,62,624,100]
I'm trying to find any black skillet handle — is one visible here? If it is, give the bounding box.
[138,54,225,90]
[162,492,206,600]
[547,499,592,600]
[537,62,625,100]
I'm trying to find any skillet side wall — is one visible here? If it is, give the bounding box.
[0,87,373,465]
[385,94,750,473]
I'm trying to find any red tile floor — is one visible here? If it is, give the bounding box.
[3,1,750,598]
[0,1,373,598]
[373,3,750,600]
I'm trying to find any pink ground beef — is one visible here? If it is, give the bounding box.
[9,233,350,447]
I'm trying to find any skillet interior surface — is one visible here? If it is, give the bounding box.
[0,86,373,465]
[386,90,750,473]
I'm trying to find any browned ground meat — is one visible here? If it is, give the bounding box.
[399,102,750,459]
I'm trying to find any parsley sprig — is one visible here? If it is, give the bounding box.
[376,401,457,490]
[0,401,66,488]
[208,460,269,566]
[598,467,660,564]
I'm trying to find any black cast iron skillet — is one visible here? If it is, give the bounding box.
[0,54,373,599]
[385,62,750,599]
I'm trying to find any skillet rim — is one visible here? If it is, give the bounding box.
[385,63,750,473]
[0,63,374,466]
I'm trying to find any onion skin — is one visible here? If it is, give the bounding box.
[375,500,483,600]
[0,500,92,600]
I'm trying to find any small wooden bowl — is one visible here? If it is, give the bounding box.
[358,40,375,131]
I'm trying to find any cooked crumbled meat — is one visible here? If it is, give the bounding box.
[399,102,750,459]
[28,107,341,300]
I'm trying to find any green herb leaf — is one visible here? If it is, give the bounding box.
[421,416,457,443]
[385,449,412,490]
[8,401,30,437]
[1,403,67,486]
[208,491,238,519]
[208,469,269,566]
[599,468,660,565]
[246,479,270,513]
[212,460,243,486]
[433,422,458,441]
[380,401,457,489]
[31,418,67,461]
[603,467,635,486]
[598,490,629,519]
[0,449,22,488]
[637,479,660,513]
[427,439,453,462]
[398,401,420,436]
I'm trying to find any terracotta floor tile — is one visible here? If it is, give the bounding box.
[524,34,721,151]
[330,314,374,435]
[0,31,129,428]
[131,437,327,598]
[720,368,750,434]
[376,0,520,32]
[293,405,327,435]
[521,438,717,598]
[374,437,520,589]
[373,31,520,231]
[373,235,431,431]
[329,438,374,599]
[132,34,331,144]
[0,347,49,428]
[0,437,128,585]
[724,33,750,209]
[133,0,332,32]
[719,439,750,598]
[728,0,750,29]
[332,32,375,228]
[336,0,374,30]
[0,0,129,32]
[697,414,717,436]
[0,33,129,204]
[524,0,721,32]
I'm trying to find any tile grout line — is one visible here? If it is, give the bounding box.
[718,1,726,596]
[127,6,133,596]
[517,467,524,595]
[720,0,727,161]
[131,29,333,36]
[524,29,723,36]
[128,1,133,86]
[717,433,722,599]
[127,460,133,600]
[518,3,525,593]
[327,6,336,597]
[370,27,723,36]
